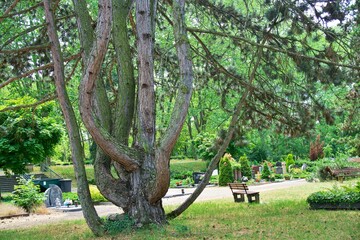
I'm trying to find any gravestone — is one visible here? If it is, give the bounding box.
[301,163,307,171]
[275,161,283,174]
[275,166,283,174]
[44,184,63,207]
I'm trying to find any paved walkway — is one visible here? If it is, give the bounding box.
[0,179,307,230]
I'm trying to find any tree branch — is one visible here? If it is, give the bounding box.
[0,44,51,54]
[43,0,104,235]
[0,94,56,112]
[79,0,140,172]
[187,27,360,70]
[149,0,194,204]
[1,14,74,50]
[0,0,20,23]
[167,37,265,219]
[0,1,42,20]
[0,53,81,90]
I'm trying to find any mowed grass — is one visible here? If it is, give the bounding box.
[1,180,359,240]
[169,159,207,173]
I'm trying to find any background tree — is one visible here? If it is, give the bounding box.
[0,98,61,174]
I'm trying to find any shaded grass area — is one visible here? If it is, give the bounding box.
[1,180,359,239]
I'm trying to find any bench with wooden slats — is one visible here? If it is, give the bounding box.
[228,183,260,203]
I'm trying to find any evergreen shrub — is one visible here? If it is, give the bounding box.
[219,153,234,186]
[239,155,252,179]
[261,162,272,181]
[285,153,295,172]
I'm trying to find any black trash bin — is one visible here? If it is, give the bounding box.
[192,172,205,184]
[33,178,60,192]
[59,179,72,192]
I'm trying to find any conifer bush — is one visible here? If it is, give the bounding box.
[285,153,295,172]
[239,155,252,179]
[219,153,234,186]
[261,162,272,181]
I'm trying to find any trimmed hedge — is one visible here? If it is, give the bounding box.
[307,181,360,209]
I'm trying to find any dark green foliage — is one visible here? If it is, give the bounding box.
[249,143,269,164]
[307,182,360,205]
[239,155,252,179]
[0,194,13,202]
[12,176,45,213]
[219,154,234,186]
[261,162,272,180]
[0,99,62,174]
[104,214,134,235]
[295,159,317,172]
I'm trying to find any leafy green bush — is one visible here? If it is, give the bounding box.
[104,214,134,235]
[171,170,193,180]
[192,132,217,161]
[0,193,13,202]
[239,155,252,179]
[12,177,45,213]
[307,182,360,205]
[274,174,283,179]
[62,192,79,202]
[261,162,272,181]
[89,185,108,203]
[219,153,234,186]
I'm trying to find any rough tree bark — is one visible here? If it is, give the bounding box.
[43,0,104,236]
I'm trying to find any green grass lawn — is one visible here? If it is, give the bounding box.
[1,180,359,240]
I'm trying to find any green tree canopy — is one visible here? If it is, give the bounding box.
[0,97,62,174]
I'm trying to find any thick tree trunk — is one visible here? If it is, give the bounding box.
[131,0,167,225]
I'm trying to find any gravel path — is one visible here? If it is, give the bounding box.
[0,179,307,230]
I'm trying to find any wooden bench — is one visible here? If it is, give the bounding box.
[228,183,260,203]
[325,166,360,181]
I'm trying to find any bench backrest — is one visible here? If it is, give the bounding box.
[228,183,249,193]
